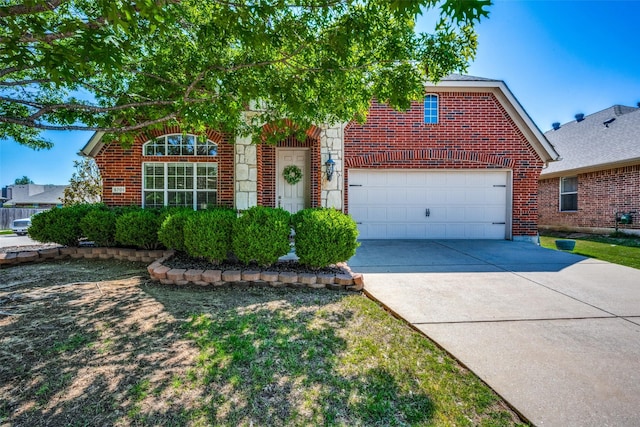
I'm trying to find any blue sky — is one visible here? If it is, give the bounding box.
[1,0,639,186]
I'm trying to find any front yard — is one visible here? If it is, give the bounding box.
[540,232,640,270]
[1,259,524,426]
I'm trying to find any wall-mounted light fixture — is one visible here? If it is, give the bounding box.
[325,153,335,181]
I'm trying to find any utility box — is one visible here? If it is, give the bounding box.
[618,213,633,225]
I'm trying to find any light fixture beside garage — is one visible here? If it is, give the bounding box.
[325,153,335,181]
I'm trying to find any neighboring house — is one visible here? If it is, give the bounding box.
[539,105,640,235]
[81,74,558,242]
[2,184,66,208]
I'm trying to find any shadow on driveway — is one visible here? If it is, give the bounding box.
[349,239,590,273]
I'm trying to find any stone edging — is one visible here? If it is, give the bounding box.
[147,254,364,292]
[0,247,168,267]
[0,247,365,292]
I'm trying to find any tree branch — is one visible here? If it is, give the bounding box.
[0,113,178,133]
[0,0,66,18]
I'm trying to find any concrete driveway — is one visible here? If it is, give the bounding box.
[350,240,640,427]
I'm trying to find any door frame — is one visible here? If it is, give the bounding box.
[276,148,311,212]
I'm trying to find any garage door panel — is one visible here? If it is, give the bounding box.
[349,170,509,240]
[387,188,408,204]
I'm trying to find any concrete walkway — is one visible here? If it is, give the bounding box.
[350,240,640,427]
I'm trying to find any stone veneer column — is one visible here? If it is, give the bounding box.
[321,123,346,210]
[235,135,258,210]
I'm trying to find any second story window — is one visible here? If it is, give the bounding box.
[424,94,439,124]
[143,134,218,156]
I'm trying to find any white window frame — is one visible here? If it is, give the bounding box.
[142,162,218,210]
[559,176,578,212]
[424,94,439,124]
[142,134,218,157]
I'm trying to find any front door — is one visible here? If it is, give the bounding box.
[277,149,309,214]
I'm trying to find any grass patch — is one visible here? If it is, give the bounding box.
[0,259,525,426]
[540,232,640,270]
[0,230,14,235]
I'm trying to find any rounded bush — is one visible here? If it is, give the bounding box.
[28,204,95,246]
[232,206,291,266]
[80,207,117,247]
[115,209,162,249]
[158,209,193,252]
[184,208,236,263]
[291,208,360,268]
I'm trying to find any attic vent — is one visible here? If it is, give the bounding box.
[603,118,616,127]
[575,113,585,122]
[552,122,561,130]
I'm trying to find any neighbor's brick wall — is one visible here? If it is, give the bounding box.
[94,126,234,207]
[344,91,544,237]
[539,165,640,231]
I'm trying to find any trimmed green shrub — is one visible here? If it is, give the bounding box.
[291,208,360,268]
[158,209,193,252]
[184,208,236,263]
[28,204,95,246]
[232,206,291,266]
[80,207,117,247]
[115,208,162,249]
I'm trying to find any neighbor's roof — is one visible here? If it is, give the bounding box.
[3,184,66,206]
[81,74,560,164]
[540,105,640,178]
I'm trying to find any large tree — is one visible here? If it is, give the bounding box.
[1,0,491,149]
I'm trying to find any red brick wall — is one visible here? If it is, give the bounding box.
[258,135,321,208]
[344,92,544,237]
[539,165,640,231]
[94,126,234,207]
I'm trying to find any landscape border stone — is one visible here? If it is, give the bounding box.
[1,246,365,292]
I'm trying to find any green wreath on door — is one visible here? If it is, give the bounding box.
[283,165,303,185]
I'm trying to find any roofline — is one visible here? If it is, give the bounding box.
[540,157,640,179]
[425,79,560,163]
[80,131,105,158]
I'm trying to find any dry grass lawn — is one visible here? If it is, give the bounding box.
[1,259,525,426]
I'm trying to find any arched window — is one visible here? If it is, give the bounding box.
[142,134,218,156]
[424,94,439,124]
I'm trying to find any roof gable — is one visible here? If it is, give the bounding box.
[541,105,640,177]
[426,75,560,163]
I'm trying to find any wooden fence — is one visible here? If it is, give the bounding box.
[0,208,47,230]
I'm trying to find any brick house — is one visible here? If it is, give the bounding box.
[81,74,558,242]
[539,105,640,235]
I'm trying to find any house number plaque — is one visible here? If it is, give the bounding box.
[112,186,126,194]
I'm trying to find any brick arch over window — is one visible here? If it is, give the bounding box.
[257,133,321,209]
[133,126,225,145]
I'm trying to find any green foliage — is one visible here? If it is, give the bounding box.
[232,206,291,266]
[158,209,193,252]
[115,209,162,250]
[292,208,360,268]
[184,209,236,263]
[13,176,33,185]
[79,207,117,247]
[62,157,102,206]
[28,204,95,246]
[0,0,490,149]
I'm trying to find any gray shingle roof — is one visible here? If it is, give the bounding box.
[4,184,66,206]
[540,105,640,177]
[441,73,499,82]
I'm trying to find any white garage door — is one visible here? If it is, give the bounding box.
[348,170,509,239]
